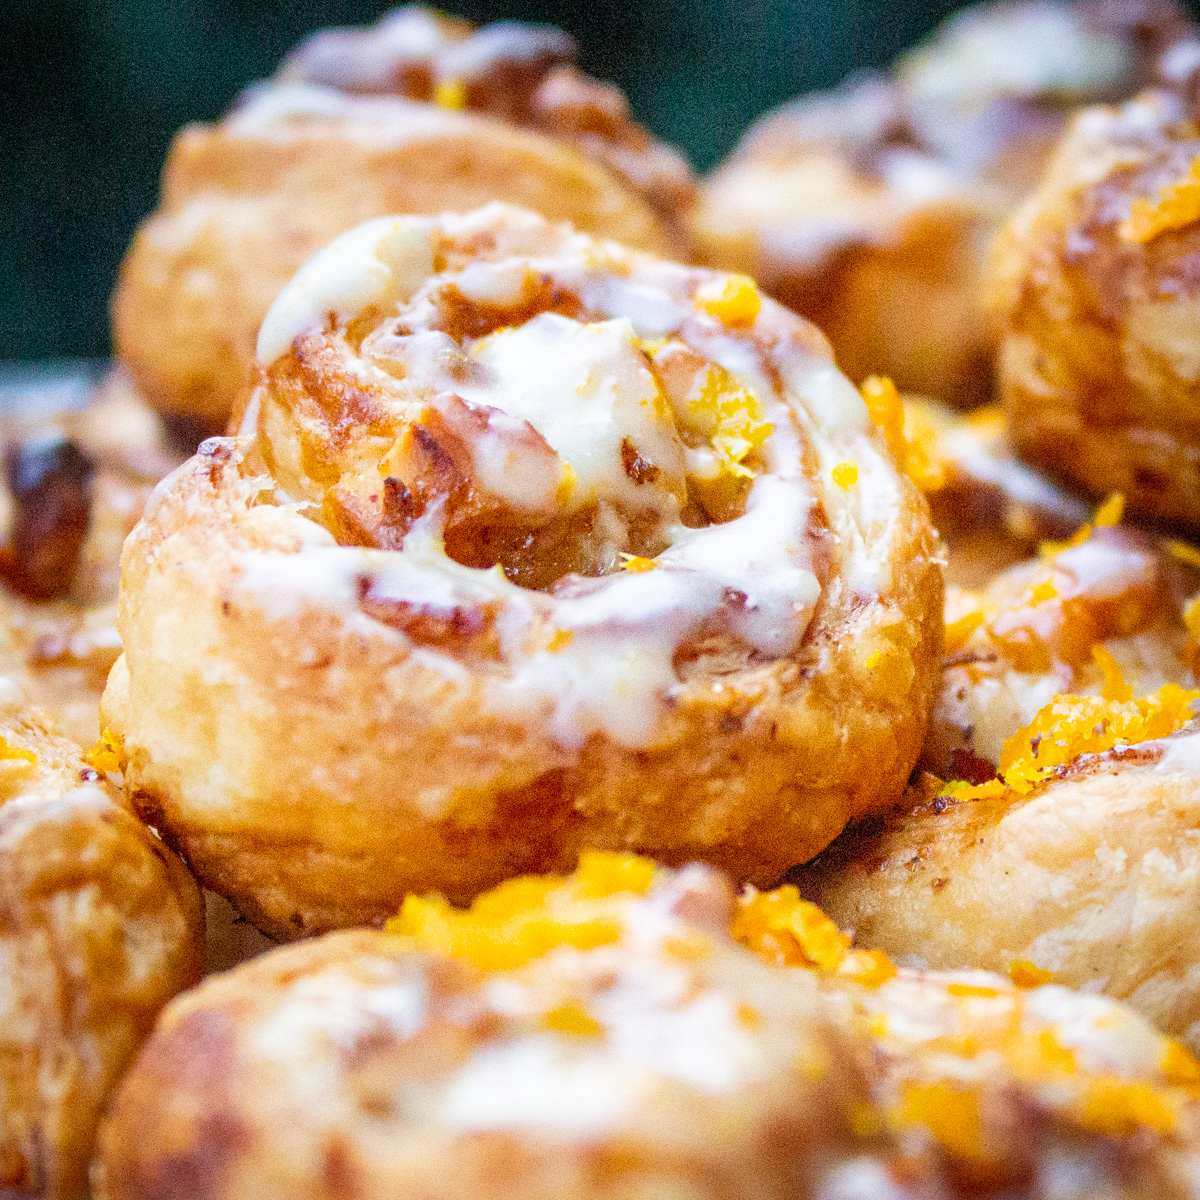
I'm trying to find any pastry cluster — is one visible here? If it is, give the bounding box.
[7,3,1200,1198]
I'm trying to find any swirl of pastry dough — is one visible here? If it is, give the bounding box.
[111,9,694,433]
[95,855,1200,1200]
[101,204,941,938]
[0,701,202,1200]
[990,77,1200,528]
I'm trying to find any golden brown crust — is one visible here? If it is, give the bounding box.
[798,728,1200,1048]
[104,207,942,938]
[0,703,203,1199]
[991,86,1200,528]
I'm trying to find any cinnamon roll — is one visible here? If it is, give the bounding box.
[990,66,1200,528]
[693,0,1189,406]
[101,204,941,938]
[96,854,1200,1200]
[112,7,695,432]
[0,700,202,1199]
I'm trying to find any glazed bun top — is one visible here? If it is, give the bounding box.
[239,203,916,750]
[271,5,695,228]
[731,0,1192,204]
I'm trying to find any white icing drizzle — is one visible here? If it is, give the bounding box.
[438,1037,642,1135]
[1152,726,1200,778]
[238,206,901,752]
[451,314,686,516]
[257,215,436,365]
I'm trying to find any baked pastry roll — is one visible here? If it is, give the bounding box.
[101,204,942,938]
[112,7,694,432]
[0,369,184,745]
[796,513,1200,1046]
[800,720,1200,1052]
[925,508,1195,775]
[990,67,1200,529]
[0,701,202,1199]
[692,0,1189,406]
[96,854,1200,1200]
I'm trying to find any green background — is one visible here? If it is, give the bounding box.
[0,0,1082,360]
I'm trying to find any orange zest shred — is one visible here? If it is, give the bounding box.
[891,1082,989,1161]
[0,736,36,765]
[1185,594,1200,676]
[1039,493,1124,560]
[694,273,762,327]
[544,628,574,653]
[733,884,851,970]
[618,554,658,573]
[861,375,907,466]
[1167,539,1200,569]
[385,849,657,971]
[1074,1076,1183,1136]
[945,609,985,655]
[433,77,467,110]
[900,398,952,492]
[1009,960,1055,988]
[1120,155,1200,244]
[836,948,897,987]
[1093,644,1133,702]
[84,728,124,773]
[1162,1038,1200,1086]
[541,1004,604,1038]
[861,377,948,489]
[831,460,859,488]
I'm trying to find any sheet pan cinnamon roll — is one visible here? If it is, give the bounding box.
[101,204,941,938]
[96,855,1200,1200]
[112,7,695,432]
[0,700,202,1199]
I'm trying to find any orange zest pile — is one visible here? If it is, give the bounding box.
[944,651,1200,800]
[386,850,657,970]
[733,883,896,986]
[84,728,125,774]
[1120,154,1200,243]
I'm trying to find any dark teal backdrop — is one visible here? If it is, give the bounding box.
[0,0,1129,359]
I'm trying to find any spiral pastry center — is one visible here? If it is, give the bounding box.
[239,206,895,747]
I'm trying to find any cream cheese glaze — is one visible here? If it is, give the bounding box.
[236,205,901,753]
